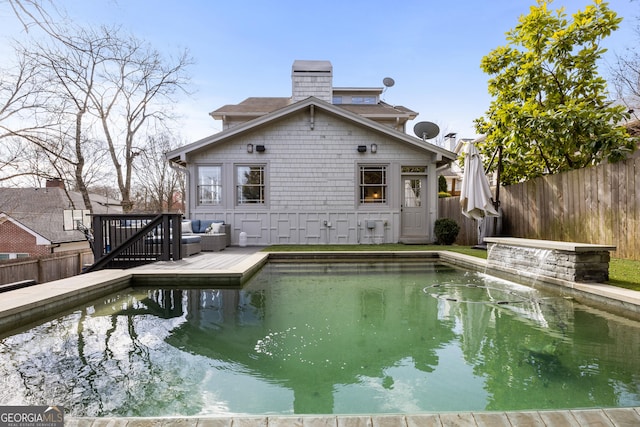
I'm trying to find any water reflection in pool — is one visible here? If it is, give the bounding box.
[0,262,639,416]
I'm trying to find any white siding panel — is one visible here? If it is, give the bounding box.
[188,108,438,245]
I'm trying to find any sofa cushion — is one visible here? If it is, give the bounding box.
[181,235,201,244]
[147,235,201,244]
[206,222,223,234]
[182,220,194,235]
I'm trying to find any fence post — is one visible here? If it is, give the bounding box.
[171,214,182,261]
[92,215,104,261]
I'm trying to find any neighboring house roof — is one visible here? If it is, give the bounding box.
[0,186,121,244]
[0,213,49,244]
[169,96,455,166]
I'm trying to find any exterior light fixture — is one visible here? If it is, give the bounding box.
[247,144,254,153]
[371,143,377,153]
[357,145,367,153]
[256,145,266,152]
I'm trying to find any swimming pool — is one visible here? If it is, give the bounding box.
[1,260,639,416]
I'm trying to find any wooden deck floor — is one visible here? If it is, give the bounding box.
[67,407,640,426]
[133,246,266,271]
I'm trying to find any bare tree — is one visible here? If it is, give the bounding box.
[5,0,57,34]
[0,48,49,183]
[89,33,191,211]
[132,133,185,213]
[611,9,640,122]
[17,27,120,210]
[3,1,192,210]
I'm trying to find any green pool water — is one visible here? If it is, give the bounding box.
[1,261,639,417]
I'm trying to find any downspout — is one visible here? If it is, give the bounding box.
[168,157,191,218]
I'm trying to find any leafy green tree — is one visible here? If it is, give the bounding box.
[475,0,636,185]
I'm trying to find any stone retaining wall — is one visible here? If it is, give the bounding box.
[484,238,616,283]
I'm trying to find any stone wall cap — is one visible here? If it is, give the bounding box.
[484,237,616,252]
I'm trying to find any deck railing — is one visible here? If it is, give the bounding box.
[85,213,182,272]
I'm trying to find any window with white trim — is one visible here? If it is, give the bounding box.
[0,253,29,260]
[237,165,265,204]
[197,166,223,205]
[359,165,387,204]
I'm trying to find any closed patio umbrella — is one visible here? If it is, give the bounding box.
[460,142,499,220]
[460,142,499,246]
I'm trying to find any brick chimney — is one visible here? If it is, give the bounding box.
[46,178,65,189]
[291,60,333,103]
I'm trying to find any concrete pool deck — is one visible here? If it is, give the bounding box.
[1,247,640,426]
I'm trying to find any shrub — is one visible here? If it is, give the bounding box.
[434,218,460,245]
[438,191,451,198]
[438,175,448,193]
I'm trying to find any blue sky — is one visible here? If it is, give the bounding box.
[1,0,638,143]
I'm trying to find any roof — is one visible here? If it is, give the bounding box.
[210,97,292,119]
[209,97,417,121]
[336,102,417,120]
[0,187,120,244]
[169,96,456,167]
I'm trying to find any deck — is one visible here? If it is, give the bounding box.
[67,408,640,426]
[133,245,265,271]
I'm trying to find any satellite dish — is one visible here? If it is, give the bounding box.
[382,77,395,88]
[413,121,440,140]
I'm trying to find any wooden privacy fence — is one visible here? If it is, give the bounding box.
[0,249,93,286]
[438,197,479,246]
[501,156,640,260]
[438,155,640,260]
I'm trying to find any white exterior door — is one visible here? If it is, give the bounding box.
[401,175,427,237]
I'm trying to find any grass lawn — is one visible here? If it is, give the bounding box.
[264,244,640,291]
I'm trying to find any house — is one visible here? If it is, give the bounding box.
[167,60,457,245]
[0,178,122,258]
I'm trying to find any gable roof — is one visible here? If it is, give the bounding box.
[210,97,292,119]
[0,213,49,244]
[169,96,456,167]
[0,186,120,244]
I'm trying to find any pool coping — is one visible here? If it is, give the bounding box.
[65,407,640,426]
[1,249,640,425]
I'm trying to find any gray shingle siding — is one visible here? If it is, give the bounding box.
[188,109,438,245]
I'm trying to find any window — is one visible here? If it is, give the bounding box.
[332,96,342,104]
[402,166,426,174]
[198,166,223,205]
[351,96,377,104]
[359,166,387,204]
[237,165,265,204]
[0,253,29,260]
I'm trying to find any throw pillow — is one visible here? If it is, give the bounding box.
[181,220,193,235]
[207,222,222,234]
